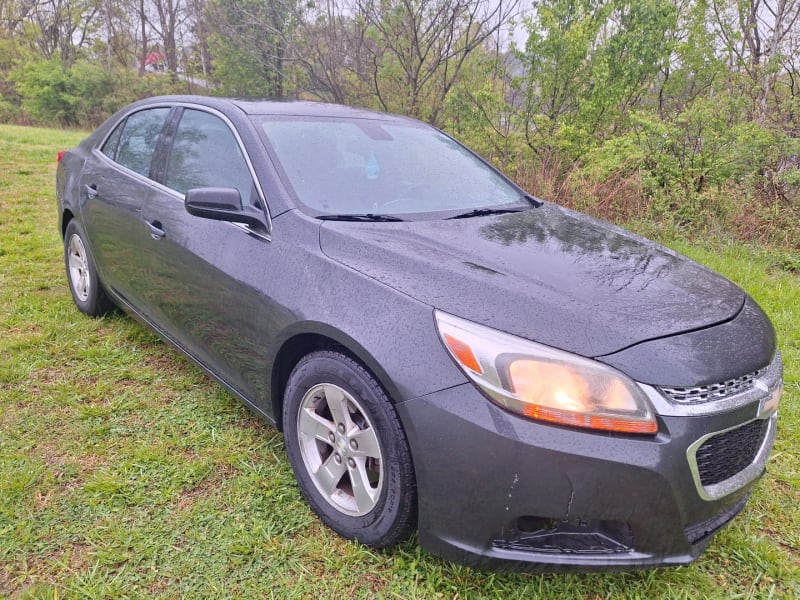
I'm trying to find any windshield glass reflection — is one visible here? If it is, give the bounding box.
[258,118,522,215]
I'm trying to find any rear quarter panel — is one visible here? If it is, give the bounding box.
[56,150,87,233]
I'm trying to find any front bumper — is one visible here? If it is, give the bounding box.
[397,382,776,571]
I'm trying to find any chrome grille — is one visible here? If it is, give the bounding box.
[659,369,765,404]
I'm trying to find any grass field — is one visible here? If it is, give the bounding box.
[0,123,798,599]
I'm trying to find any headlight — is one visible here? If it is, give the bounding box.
[435,311,657,434]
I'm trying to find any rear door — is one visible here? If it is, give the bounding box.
[80,107,173,309]
[138,107,280,402]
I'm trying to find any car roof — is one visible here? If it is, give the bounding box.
[139,95,415,123]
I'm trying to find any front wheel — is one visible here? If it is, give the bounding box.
[282,350,416,548]
[64,220,114,317]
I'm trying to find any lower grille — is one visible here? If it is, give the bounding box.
[696,420,768,486]
[493,518,633,555]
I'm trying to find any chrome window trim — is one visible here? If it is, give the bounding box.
[92,148,271,243]
[161,185,272,243]
[97,102,176,146]
[96,102,176,166]
[94,101,272,237]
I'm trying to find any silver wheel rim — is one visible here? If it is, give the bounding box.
[297,383,383,516]
[67,234,91,303]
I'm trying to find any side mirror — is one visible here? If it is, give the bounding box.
[185,187,264,229]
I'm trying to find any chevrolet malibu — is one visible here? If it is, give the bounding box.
[55,96,783,571]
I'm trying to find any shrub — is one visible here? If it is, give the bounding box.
[11,58,112,126]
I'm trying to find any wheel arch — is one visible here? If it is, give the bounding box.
[270,323,402,432]
[61,208,75,239]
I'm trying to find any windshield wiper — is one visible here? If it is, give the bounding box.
[317,213,405,222]
[445,207,528,220]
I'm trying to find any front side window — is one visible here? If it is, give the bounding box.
[115,108,170,177]
[165,109,254,205]
[257,117,522,216]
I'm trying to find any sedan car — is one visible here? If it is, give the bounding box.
[55,95,783,571]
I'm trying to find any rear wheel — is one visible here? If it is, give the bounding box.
[283,350,416,547]
[64,220,114,317]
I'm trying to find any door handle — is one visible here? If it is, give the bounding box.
[146,220,166,240]
[85,184,98,198]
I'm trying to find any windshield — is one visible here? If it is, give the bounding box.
[257,117,523,216]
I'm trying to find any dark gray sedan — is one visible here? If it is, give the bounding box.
[55,96,783,571]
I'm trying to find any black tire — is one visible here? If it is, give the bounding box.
[63,220,114,317]
[282,350,416,548]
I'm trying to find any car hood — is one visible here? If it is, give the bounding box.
[318,204,745,357]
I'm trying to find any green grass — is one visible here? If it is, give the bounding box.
[0,123,798,599]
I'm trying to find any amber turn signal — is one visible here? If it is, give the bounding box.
[435,311,657,435]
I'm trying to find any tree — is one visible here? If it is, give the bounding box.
[148,0,184,77]
[353,0,519,124]
[516,0,677,161]
[23,0,101,66]
[294,0,374,104]
[207,0,298,97]
[712,0,800,118]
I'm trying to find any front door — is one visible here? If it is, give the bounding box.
[138,108,280,403]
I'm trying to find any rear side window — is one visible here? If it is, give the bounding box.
[165,109,254,204]
[115,108,170,177]
[101,122,124,160]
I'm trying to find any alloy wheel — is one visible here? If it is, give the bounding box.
[67,233,91,302]
[296,383,383,516]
